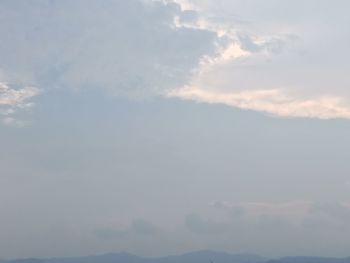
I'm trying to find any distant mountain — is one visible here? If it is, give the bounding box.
[1,251,265,263]
[155,250,265,263]
[3,252,350,263]
[266,257,350,263]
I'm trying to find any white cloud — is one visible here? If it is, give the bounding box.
[168,86,350,119]
[166,0,350,119]
[0,82,38,107]
[0,82,39,126]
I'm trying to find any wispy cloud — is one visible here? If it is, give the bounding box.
[168,86,350,119]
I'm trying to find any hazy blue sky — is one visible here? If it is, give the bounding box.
[1,0,350,259]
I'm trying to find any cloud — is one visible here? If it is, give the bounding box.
[0,0,217,97]
[3,0,350,120]
[185,214,228,235]
[308,202,350,223]
[0,82,39,126]
[168,86,350,119]
[210,201,312,223]
[93,228,128,240]
[183,201,350,256]
[130,219,160,235]
[94,219,159,240]
[207,200,350,230]
[166,0,350,119]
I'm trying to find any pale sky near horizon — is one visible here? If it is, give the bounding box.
[1,0,350,259]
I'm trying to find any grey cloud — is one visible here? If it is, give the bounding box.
[183,200,350,256]
[308,202,350,223]
[185,214,228,235]
[94,219,159,240]
[207,201,350,231]
[93,228,128,240]
[237,35,262,53]
[178,10,198,24]
[210,200,232,210]
[229,207,246,218]
[237,34,289,54]
[210,201,245,218]
[255,214,294,231]
[130,219,159,235]
[189,0,350,26]
[0,0,218,97]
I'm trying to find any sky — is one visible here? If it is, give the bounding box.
[1,0,350,259]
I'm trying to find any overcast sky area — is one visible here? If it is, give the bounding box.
[2,0,350,259]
